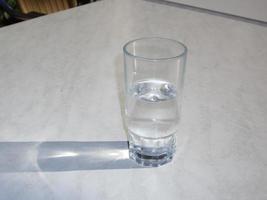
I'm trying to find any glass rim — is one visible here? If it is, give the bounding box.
[123,37,187,61]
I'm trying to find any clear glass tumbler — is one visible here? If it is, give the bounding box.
[123,37,187,166]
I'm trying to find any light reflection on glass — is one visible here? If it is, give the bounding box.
[107,149,129,159]
[50,151,79,158]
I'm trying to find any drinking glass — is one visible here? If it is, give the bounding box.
[123,37,187,166]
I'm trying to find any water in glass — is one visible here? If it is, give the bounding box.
[126,79,179,166]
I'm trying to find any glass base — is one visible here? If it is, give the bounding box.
[128,132,176,167]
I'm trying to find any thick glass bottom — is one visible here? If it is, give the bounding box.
[128,132,175,167]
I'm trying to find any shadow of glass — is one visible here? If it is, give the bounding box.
[0,141,144,172]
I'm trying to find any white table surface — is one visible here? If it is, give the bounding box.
[0,0,267,199]
[167,0,267,22]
